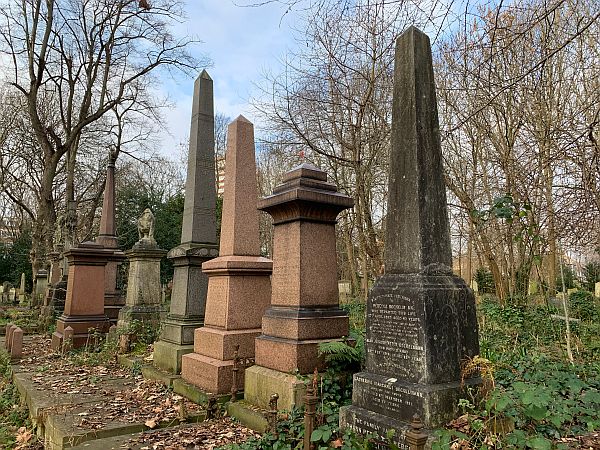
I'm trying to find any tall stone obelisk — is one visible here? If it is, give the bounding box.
[339,27,480,447]
[181,116,272,394]
[153,70,219,374]
[96,151,126,322]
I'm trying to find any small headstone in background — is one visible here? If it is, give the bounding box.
[595,281,600,298]
[10,327,23,359]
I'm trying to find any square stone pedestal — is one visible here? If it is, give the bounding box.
[153,340,194,374]
[52,314,110,350]
[244,365,306,411]
[50,242,113,351]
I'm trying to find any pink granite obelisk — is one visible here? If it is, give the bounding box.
[96,152,126,322]
[181,116,272,395]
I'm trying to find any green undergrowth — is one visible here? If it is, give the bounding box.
[0,308,39,329]
[434,292,600,449]
[0,351,35,448]
[225,294,599,449]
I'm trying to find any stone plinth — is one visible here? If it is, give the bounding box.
[51,242,112,350]
[153,70,219,374]
[253,163,353,374]
[339,27,480,447]
[181,116,272,395]
[117,240,167,330]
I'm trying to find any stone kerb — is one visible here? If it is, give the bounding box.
[10,327,23,359]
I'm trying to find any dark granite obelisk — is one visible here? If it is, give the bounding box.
[153,70,219,374]
[339,27,480,448]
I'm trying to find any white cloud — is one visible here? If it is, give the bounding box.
[158,0,299,156]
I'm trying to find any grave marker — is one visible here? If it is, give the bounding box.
[339,27,480,447]
[153,70,220,374]
[181,116,272,394]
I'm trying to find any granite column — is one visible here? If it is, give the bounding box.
[153,70,219,374]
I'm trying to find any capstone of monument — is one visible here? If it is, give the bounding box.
[339,27,480,447]
[244,163,353,410]
[51,241,113,350]
[153,70,220,374]
[117,209,167,329]
[181,115,272,395]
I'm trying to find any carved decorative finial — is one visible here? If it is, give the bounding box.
[137,208,156,246]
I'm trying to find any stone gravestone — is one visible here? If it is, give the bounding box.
[595,281,600,298]
[49,214,68,314]
[34,270,48,307]
[181,116,272,394]
[117,209,167,329]
[51,242,113,350]
[96,152,127,322]
[18,273,26,303]
[339,27,480,447]
[153,70,219,374]
[245,163,353,410]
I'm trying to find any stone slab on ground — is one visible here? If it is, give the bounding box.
[172,377,232,405]
[71,418,262,450]
[244,364,306,410]
[7,335,208,449]
[227,400,269,433]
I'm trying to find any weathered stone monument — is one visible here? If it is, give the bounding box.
[49,212,71,314]
[339,27,480,447]
[18,273,26,303]
[45,250,63,306]
[153,70,219,374]
[117,209,167,329]
[181,116,272,395]
[244,163,353,410]
[96,152,126,322]
[51,241,113,350]
[595,281,600,298]
[34,269,48,306]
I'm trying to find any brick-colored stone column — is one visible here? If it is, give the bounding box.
[96,153,126,323]
[181,116,272,395]
[51,242,113,350]
[255,164,353,373]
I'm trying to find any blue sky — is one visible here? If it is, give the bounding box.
[159,1,300,156]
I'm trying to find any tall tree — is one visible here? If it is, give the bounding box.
[0,0,208,275]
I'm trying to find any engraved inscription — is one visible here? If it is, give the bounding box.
[367,293,424,376]
[346,415,408,450]
[355,375,423,416]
